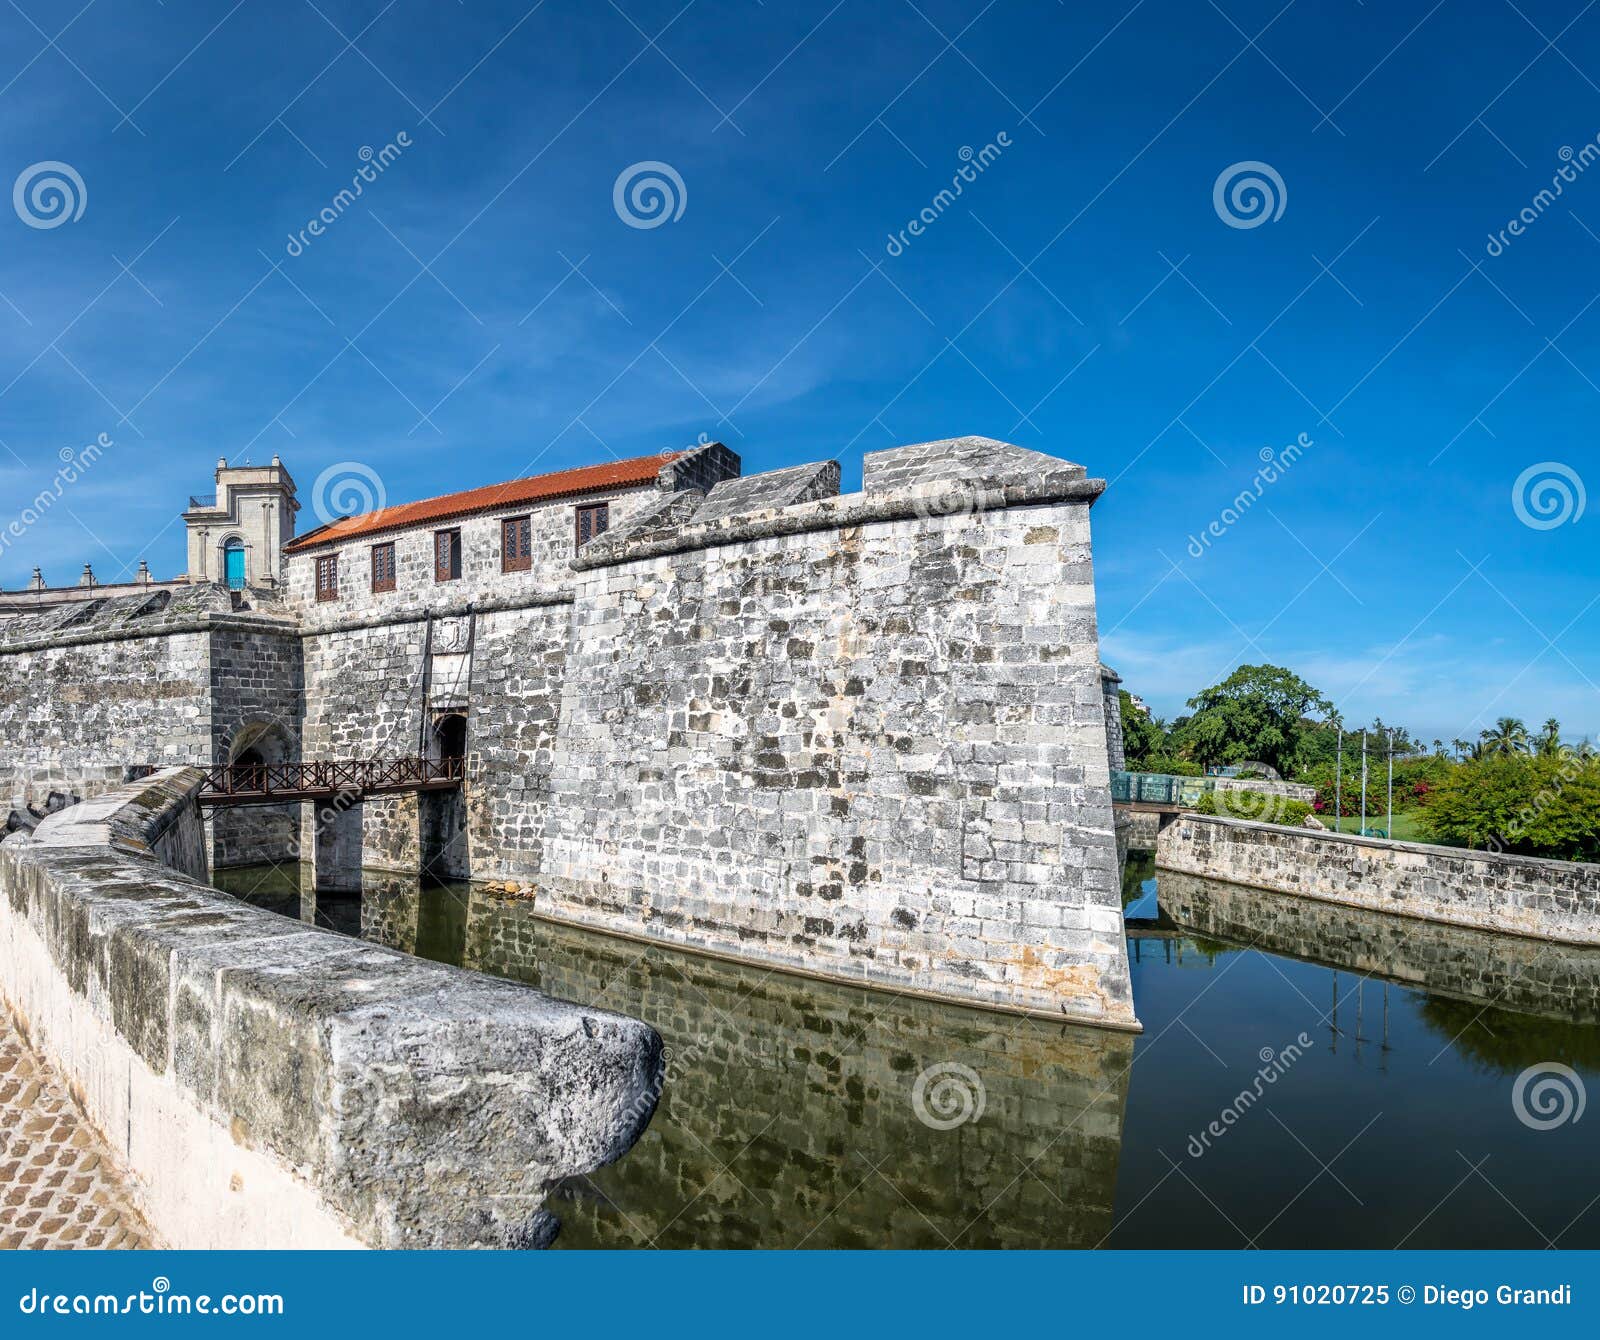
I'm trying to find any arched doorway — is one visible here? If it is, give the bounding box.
[222,537,246,590]
[213,721,296,872]
[423,712,469,883]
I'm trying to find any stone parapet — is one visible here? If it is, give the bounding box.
[0,768,664,1248]
[572,453,1105,570]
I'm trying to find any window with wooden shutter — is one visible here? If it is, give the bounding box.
[434,528,461,582]
[502,515,532,572]
[370,541,396,593]
[575,502,609,549]
[315,554,338,602]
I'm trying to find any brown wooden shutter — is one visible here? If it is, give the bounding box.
[575,503,609,548]
[316,554,338,601]
[434,529,460,582]
[502,516,532,572]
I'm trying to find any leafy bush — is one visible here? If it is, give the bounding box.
[1421,753,1600,861]
[1190,793,1313,827]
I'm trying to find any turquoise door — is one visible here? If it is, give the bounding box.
[223,542,246,590]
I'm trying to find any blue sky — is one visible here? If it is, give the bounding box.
[0,0,1595,743]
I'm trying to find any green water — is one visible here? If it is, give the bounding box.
[212,858,1600,1249]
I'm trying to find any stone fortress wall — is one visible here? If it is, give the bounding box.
[0,586,303,873]
[290,438,1136,1028]
[0,437,1139,1030]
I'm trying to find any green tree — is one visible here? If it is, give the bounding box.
[1479,717,1531,757]
[1537,718,1563,757]
[1117,689,1168,766]
[1422,755,1536,848]
[1170,664,1333,777]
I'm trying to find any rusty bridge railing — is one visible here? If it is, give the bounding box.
[165,756,466,806]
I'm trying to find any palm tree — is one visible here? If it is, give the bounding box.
[1537,718,1563,757]
[1480,717,1531,757]
[1432,739,1444,757]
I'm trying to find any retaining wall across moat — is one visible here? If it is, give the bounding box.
[0,769,664,1248]
[1157,815,1600,944]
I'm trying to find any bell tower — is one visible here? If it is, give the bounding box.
[182,455,299,589]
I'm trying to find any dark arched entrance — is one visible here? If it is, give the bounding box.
[423,712,469,883]
[433,713,468,763]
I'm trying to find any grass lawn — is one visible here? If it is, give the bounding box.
[1325,810,1427,842]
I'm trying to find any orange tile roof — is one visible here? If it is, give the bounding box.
[284,451,680,554]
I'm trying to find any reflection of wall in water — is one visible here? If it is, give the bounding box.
[357,872,470,968]
[1159,871,1600,1025]
[462,892,1133,1249]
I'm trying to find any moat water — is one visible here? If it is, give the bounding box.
[212,856,1600,1249]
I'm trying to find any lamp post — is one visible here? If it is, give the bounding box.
[1386,728,1395,839]
[1335,723,1343,834]
[1360,731,1368,836]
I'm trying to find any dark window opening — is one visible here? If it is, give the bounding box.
[502,515,533,573]
[315,554,339,602]
[434,528,462,582]
[371,541,396,593]
[575,502,610,549]
[434,714,468,762]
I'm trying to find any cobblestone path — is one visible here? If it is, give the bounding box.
[0,1014,154,1249]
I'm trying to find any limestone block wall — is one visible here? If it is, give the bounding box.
[523,441,1134,1028]
[207,626,304,869]
[1157,814,1600,944]
[0,630,209,806]
[0,769,664,1249]
[1100,666,1125,772]
[299,620,429,872]
[459,603,572,873]
[0,589,300,860]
